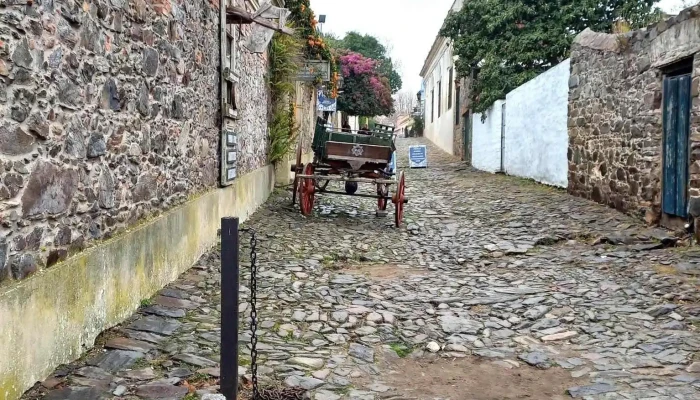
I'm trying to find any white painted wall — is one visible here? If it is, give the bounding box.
[472,100,504,173]
[422,41,455,155]
[504,59,570,187]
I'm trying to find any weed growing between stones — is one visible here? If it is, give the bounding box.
[389,342,413,358]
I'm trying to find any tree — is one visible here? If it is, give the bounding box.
[393,91,415,115]
[441,0,661,114]
[329,31,403,94]
[337,52,394,117]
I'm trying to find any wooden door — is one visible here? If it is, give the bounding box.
[662,74,691,218]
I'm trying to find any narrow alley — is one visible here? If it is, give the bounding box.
[24,138,700,400]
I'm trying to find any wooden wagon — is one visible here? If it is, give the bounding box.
[291,122,407,227]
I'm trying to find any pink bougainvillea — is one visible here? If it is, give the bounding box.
[340,52,378,76]
[337,52,394,117]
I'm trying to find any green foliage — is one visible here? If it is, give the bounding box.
[337,52,394,117]
[287,0,340,96]
[341,32,386,59]
[330,31,402,94]
[268,33,302,164]
[441,0,661,114]
[389,342,413,358]
[412,115,424,136]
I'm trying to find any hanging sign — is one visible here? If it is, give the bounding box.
[317,89,336,112]
[297,60,330,82]
[408,145,427,168]
[240,2,292,53]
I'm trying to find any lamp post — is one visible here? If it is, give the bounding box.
[318,14,326,34]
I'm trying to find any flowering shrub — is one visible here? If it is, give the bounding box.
[337,52,393,117]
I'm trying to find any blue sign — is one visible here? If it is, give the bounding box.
[317,90,337,112]
[408,145,427,168]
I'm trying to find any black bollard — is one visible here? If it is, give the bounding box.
[220,217,239,399]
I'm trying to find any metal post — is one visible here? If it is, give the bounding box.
[220,217,239,399]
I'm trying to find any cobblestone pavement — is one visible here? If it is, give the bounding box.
[24,138,700,400]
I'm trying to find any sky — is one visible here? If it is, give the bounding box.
[310,0,688,96]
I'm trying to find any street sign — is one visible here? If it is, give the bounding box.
[317,89,336,112]
[408,145,427,168]
[297,60,330,82]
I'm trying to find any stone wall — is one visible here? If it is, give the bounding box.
[0,0,271,286]
[233,21,270,175]
[568,6,700,223]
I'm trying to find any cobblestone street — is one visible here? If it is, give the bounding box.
[25,138,700,400]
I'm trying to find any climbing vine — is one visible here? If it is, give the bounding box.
[286,0,339,98]
[268,32,302,164]
[440,0,662,114]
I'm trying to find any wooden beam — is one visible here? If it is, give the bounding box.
[226,6,295,36]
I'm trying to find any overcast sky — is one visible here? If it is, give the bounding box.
[310,0,688,96]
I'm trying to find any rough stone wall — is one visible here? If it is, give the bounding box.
[233,22,270,174]
[568,6,700,223]
[0,0,228,285]
[295,82,315,153]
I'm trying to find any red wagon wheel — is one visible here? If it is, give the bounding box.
[393,171,405,227]
[299,163,315,216]
[377,183,388,211]
[291,141,304,205]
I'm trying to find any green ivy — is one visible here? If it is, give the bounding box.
[440,0,662,115]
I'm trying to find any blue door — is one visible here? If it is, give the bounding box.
[662,74,691,218]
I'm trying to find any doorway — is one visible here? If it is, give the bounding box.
[462,111,472,163]
[662,60,692,218]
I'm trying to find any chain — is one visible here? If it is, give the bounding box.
[245,228,259,400]
[242,228,306,400]
[240,228,259,399]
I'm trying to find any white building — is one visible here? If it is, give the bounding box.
[419,0,462,155]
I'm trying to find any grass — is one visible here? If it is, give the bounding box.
[131,357,151,369]
[654,264,679,276]
[389,342,413,358]
[183,393,199,400]
[238,356,251,366]
[187,372,212,385]
[140,298,153,307]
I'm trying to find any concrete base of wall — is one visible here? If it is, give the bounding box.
[274,152,314,185]
[0,165,276,400]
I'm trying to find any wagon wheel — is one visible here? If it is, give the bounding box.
[291,141,304,205]
[377,183,388,211]
[392,171,405,227]
[299,163,315,216]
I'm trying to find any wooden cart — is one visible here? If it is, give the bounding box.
[291,122,407,227]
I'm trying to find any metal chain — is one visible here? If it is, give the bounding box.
[246,229,259,400]
[244,228,306,400]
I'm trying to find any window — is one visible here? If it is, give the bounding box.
[431,89,434,122]
[455,85,460,125]
[448,68,453,110]
[226,26,238,73]
[437,81,442,117]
